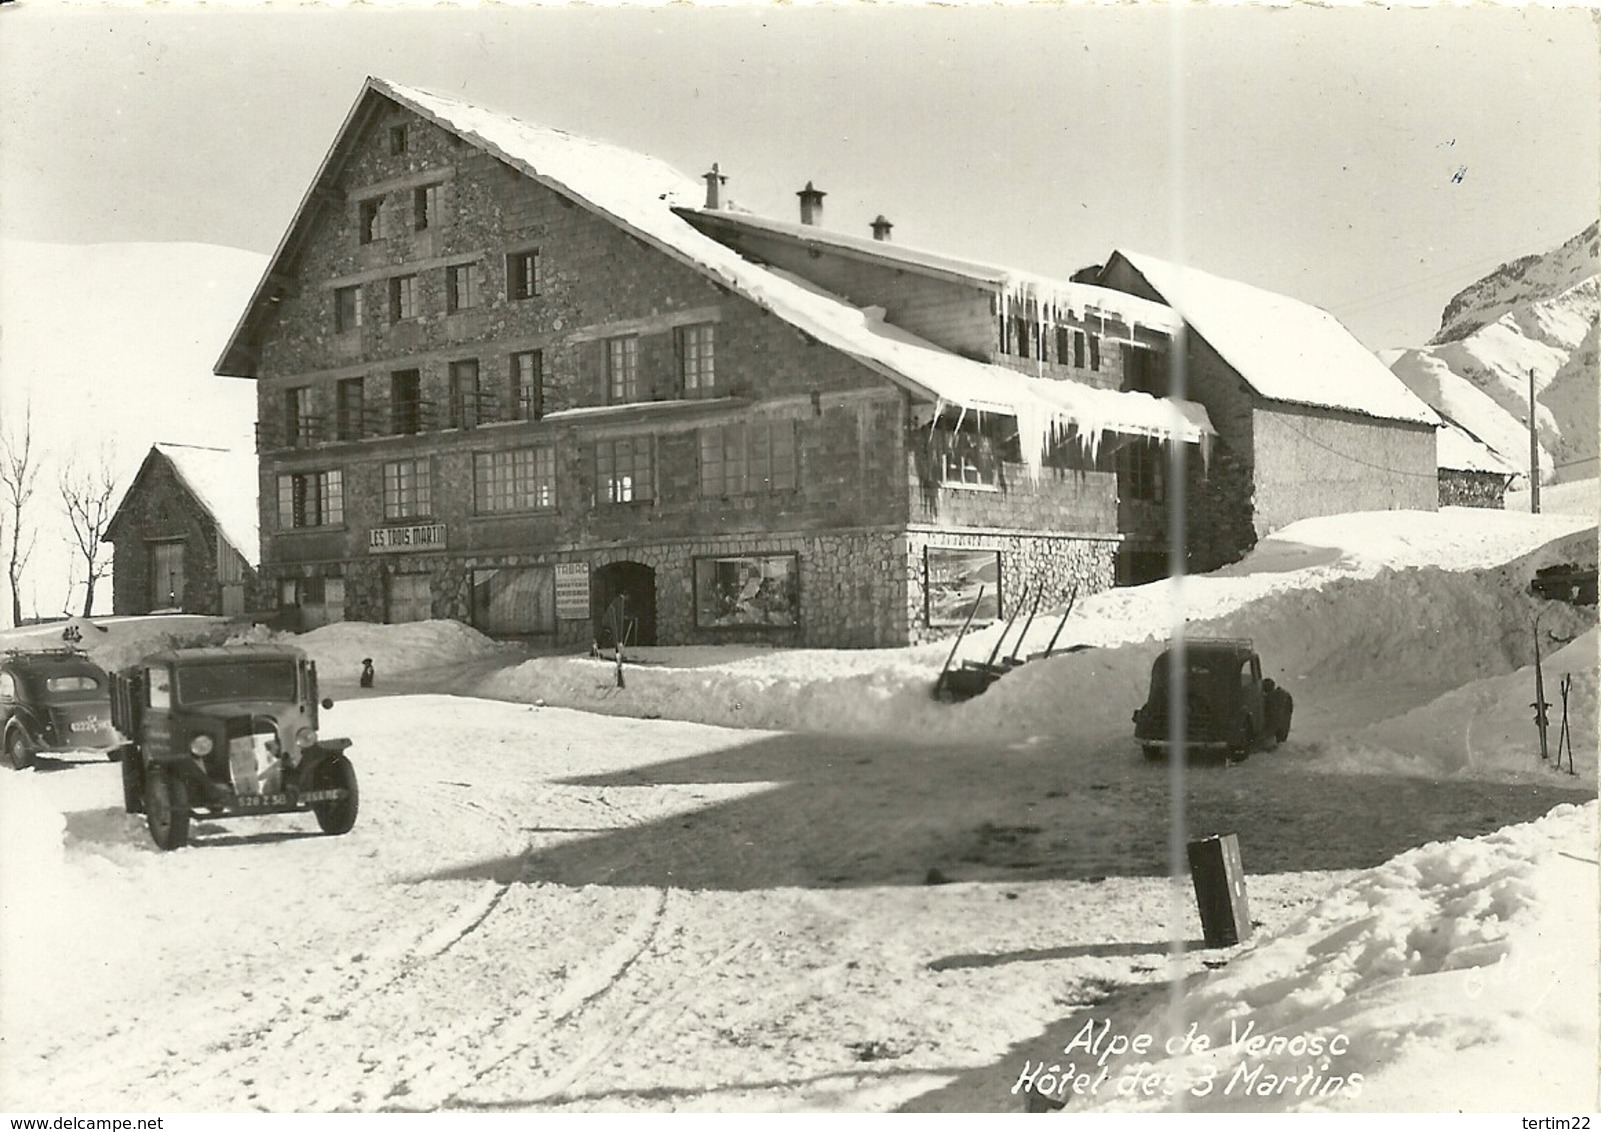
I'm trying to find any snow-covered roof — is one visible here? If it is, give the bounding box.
[1109,250,1441,427]
[154,444,260,566]
[218,78,1211,476]
[679,207,1183,335]
[1437,422,1518,476]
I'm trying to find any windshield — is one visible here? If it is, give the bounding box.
[175,660,298,706]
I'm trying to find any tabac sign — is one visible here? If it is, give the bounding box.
[368,523,447,553]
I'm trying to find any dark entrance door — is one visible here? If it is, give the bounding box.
[591,561,656,647]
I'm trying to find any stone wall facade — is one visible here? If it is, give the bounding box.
[902,525,1118,646]
[1439,469,1513,509]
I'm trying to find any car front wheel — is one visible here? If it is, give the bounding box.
[145,770,191,851]
[311,754,359,836]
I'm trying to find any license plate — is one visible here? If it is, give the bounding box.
[70,720,106,733]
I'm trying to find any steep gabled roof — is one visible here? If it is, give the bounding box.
[1106,250,1441,427]
[217,78,1212,476]
[106,445,260,567]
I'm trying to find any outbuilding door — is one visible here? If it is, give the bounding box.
[149,541,185,611]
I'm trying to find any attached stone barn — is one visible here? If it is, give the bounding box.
[1098,250,1441,571]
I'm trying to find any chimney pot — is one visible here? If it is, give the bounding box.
[797,180,826,226]
[871,215,893,241]
[703,163,727,210]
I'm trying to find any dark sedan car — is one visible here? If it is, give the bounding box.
[1132,638,1284,763]
[1,648,122,769]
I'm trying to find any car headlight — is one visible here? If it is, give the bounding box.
[189,734,214,757]
[294,727,317,751]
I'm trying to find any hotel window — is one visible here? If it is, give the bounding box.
[595,437,653,504]
[511,350,543,421]
[446,262,480,313]
[335,377,365,441]
[383,458,432,519]
[334,285,363,333]
[358,197,382,244]
[276,470,344,529]
[507,250,541,300]
[678,323,716,397]
[606,335,640,403]
[1012,315,1032,359]
[1118,439,1165,502]
[1073,330,1087,368]
[1055,326,1071,363]
[1123,346,1163,396]
[448,359,481,429]
[936,430,999,488]
[283,385,313,447]
[474,448,555,513]
[414,184,440,232]
[390,369,421,435]
[388,124,408,155]
[699,421,797,498]
[389,274,418,321]
[1088,333,1101,371]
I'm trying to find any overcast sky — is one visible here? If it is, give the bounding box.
[0,2,1595,352]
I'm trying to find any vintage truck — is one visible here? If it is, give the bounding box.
[111,644,358,850]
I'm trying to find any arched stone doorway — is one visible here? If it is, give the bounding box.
[592,560,657,647]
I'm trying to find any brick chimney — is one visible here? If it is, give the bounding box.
[797,181,826,226]
[871,215,893,241]
[703,164,727,210]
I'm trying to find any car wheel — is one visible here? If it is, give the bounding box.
[121,754,145,815]
[145,770,191,851]
[311,754,359,836]
[4,725,33,771]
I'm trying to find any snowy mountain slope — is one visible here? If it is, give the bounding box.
[0,240,265,620]
[1432,222,1598,345]
[1389,224,1599,485]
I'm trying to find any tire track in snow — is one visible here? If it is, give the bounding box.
[402,886,671,1110]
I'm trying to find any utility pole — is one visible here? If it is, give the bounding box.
[1528,367,1541,514]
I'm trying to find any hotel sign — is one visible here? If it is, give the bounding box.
[368,523,447,553]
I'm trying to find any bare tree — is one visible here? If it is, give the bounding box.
[0,407,39,628]
[59,450,119,617]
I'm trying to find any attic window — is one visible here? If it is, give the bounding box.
[389,124,408,156]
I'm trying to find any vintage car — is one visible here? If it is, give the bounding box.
[1132,638,1281,762]
[1,648,122,769]
[111,644,357,850]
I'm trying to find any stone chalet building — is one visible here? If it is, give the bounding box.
[104,444,261,617]
[215,77,1439,648]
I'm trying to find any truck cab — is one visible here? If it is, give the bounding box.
[112,644,357,850]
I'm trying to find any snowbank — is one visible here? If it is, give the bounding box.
[1063,801,1598,1112]
[0,614,235,673]
[1505,476,1599,518]
[478,526,1596,766]
[244,618,510,679]
[1332,629,1597,782]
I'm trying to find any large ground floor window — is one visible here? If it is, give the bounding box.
[694,553,799,629]
[471,566,556,635]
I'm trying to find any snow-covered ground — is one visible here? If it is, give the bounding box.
[0,504,1595,1112]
